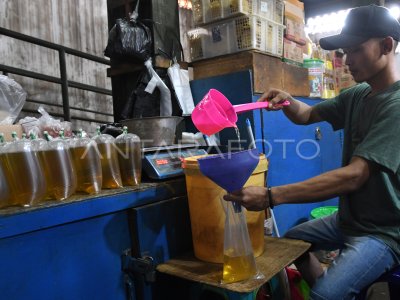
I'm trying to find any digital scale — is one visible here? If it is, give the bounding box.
[142,144,207,180]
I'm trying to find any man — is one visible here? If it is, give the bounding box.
[223,5,400,300]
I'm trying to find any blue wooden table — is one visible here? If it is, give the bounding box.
[0,179,192,300]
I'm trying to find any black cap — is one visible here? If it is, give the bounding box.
[319,5,400,50]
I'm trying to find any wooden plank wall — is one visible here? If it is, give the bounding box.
[0,0,113,132]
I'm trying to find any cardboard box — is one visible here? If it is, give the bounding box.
[283,37,304,65]
[284,17,306,45]
[284,0,304,22]
[0,124,23,142]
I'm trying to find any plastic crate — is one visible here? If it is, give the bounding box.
[192,0,285,26]
[187,28,208,61]
[188,15,284,61]
[266,18,284,56]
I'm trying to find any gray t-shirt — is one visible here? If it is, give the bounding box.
[314,81,400,257]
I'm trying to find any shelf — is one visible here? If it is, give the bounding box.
[191,51,310,96]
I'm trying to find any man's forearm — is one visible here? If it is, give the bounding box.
[272,157,370,205]
[282,98,319,125]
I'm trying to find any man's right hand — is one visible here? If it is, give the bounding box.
[258,88,294,110]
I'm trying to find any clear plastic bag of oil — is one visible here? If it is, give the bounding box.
[115,126,141,186]
[92,127,123,189]
[34,131,77,201]
[1,132,47,207]
[0,133,14,209]
[69,129,102,194]
[221,200,264,284]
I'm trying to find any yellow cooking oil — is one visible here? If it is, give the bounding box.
[3,151,47,207]
[70,145,102,194]
[116,142,141,186]
[222,251,257,283]
[37,148,77,201]
[97,142,123,189]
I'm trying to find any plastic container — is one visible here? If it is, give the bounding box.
[191,89,289,136]
[192,0,284,26]
[115,126,142,186]
[310,206,338,219]
[303,59,324,98]
[92,128,123,189]
[188,15,284,61]
[182,153,268,263]
[69,130,102,194]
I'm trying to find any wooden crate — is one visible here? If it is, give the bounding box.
[191,51,309,96]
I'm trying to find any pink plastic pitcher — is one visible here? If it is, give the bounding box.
[191,89,290,136]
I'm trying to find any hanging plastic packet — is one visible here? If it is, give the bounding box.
[104,0,152,62]
[167,60,195,115]
[93,127,123,189]
[115,126,142,186]
[198,149,265,284]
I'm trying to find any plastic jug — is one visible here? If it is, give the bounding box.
[92,127,123,189]
[115,126,142,186]
[191,89,290,136]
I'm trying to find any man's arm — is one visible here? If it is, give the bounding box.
[258,88,323,125]
[223,156,372,211]
[272,156,371,205]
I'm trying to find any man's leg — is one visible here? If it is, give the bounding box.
[294,251,324,287]
[284,213,344,287]
[310,235,397,300]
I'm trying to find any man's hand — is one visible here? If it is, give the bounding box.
[258,88,294,110]
[223,186,271,211]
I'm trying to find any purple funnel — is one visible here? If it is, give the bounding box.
[197,149,260,193]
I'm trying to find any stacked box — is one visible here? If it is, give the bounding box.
[188,15,284,61]
[282,0,306,65]
[283,38,304,66]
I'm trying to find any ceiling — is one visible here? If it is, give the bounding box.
[303,0,398,19]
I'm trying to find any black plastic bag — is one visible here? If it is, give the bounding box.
[120,68,182,120]
[104,17,152,62]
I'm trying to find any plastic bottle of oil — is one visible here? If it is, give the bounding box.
[69,129,102,194]
[35,131,77,201]
[2,131,47,207]
[92,127,123,189]
[115,126,141,186]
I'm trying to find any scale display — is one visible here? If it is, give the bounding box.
[143,148,207,179]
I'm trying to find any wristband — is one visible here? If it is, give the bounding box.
[267,186,274,209]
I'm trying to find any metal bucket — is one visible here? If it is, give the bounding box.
[120,116,183,147]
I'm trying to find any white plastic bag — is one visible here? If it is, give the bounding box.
[0,75,27,124]
[167,62,195,115]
